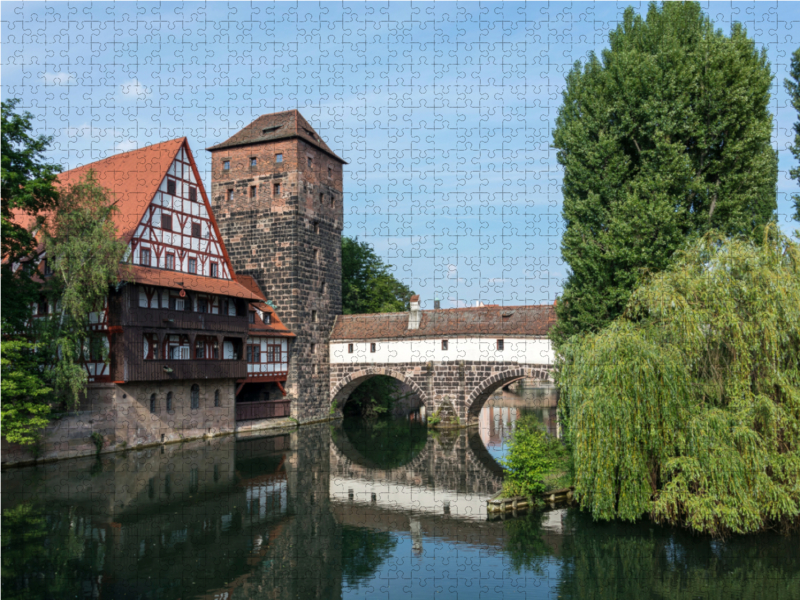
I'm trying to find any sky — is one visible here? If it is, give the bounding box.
[3,1,800,309]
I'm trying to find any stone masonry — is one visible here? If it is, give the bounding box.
[329,361,552,425]
[208,111,345,423]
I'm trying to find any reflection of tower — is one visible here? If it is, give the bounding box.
[410,518,422,555]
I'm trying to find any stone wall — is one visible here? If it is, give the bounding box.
[2,380,236,466]
[329,360,552,423]
[210,136,343,424]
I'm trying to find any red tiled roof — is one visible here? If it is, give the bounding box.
[130,266,263,300]
[13,138,186,245]
[206,110,346,163]
[237,274,295,337]
[330,305,557,340]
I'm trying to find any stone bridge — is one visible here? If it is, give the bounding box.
[328,299,556,423]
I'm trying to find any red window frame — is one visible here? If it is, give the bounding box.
[144,333,160,360]
[140,248,151,266]
[191,222,201,238]
[210,262,218,277]
[246,344,261,364]
[188,258,197,274]
[161,213,173,232]
[165,252,175,270]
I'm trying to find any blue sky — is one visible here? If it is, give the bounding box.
[3,1,800,308]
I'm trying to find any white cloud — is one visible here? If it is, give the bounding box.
[42,72,73,86]
[120,79,151,100]
[115,140,138,152]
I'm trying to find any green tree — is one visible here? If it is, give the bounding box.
[559,228,800,536]
[341,235,414,315]
[1,99,62,330]
[551,2,778,346]
[785,46,800,222]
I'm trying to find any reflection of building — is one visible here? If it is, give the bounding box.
[479,406,520,449]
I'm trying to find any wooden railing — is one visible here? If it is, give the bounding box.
[236,400,291,421]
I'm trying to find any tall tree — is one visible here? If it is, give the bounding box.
[341,236,414,314]
[785,46,800,222]
[551,2,778,346]
[1,99,62,330]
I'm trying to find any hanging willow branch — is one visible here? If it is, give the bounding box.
[559,227,800,536]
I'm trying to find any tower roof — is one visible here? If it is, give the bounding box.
[205,110,347,163]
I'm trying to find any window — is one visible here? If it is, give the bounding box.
[263,312,271,324]
[189,186,197,202]
[274,183,281,195]
[311,343,316,354]
[321,281,326,293]
[161,213,172,231]
[328,166,332,178]
[496,339,504,351]
[442,340,449,351]
[150,393,156,414]
[144,333,160,360]
[307,157,312,167]
[246,344,261,364]
[188,258,197,274]
[166,252,175,270]
[195,336,219,360]
[331,195,336,208]
[319,193,324,204]
[250,157,257,167]
[223,160,230,170]
[313,222,319,234]
[227,189,234,201]
[314,249,320,264]
[166,392,173,412]
[191,384,199,410]
[88,335,105,361]
[191,222,201,238]
[276,153,283,163]
[140,248,151,266]
[214,389,220,407]
[311,310,318,323]
[167,335,191,359]
[167,179,176,195]
[348,343,354,354]
[370,343,376,353]
[248,310,255,324]
[43,258,52,276]
[249,186,256,198]
[210,262,218,278]
[197,296,208,314]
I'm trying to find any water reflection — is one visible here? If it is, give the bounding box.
[3,396,799,600]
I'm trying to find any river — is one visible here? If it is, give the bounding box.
[2,392,798,599]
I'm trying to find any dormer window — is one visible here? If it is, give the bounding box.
[262,125,281,135]
[264,313,271,324]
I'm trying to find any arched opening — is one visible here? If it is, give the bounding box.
[331,370,428,420]
[466,367,553,421]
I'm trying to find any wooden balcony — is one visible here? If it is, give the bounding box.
[125,306,248,333]
[127,359,247,382]
[236,400,291,421]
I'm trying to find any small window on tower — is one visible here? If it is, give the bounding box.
[250,157,257,167]
[276,153,283,163]
[348,343,354,354]
[311,343,317,354]
[191,222,201,238]
[314,222,320,234]
[140,248,151,266]
[274,183,281,195]
[223,160,230,170]
[314,249,320,264]
[307,156,312,168]
[189,186,197,202]
[188,258,197,274]
[210,262,218,278]
[319,193,324,204]
[328,166,332,178]
[167,179,176,195]
[249,186,256,198]
[166,253,175,270]
[161,213,172,232]
[227,189,234,201]
[331,195,336,208]
[312,310,318,323]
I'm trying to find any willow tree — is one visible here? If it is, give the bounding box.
[551,2,778,346]
[559,228,800,536]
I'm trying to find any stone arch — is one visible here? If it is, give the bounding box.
[330,367,429,410]
[466,365,552,419]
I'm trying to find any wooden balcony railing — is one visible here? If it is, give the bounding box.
[128,359,247,382]
[236,400,291,422]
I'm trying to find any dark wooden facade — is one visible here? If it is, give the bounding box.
[107,283,251,383]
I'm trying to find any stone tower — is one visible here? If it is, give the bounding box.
[207,111,345,422]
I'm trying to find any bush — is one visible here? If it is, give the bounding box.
[500,416,558,497]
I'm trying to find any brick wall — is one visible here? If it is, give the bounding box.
[209,132,344,423]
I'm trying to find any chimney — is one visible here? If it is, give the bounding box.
[434,299,441,310]
[408,294,421,329]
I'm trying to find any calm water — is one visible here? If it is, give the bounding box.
[3,398,799,600]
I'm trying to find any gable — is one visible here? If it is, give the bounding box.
[128,141,235,281]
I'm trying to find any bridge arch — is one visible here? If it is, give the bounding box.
[466,365,552,419]
[330,367,430,411]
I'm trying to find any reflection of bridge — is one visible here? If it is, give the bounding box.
[329,422,504,520]
[329,300,556,422]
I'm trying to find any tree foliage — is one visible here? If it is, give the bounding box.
[551,2,778,346]
[785,46,800,222]
[559,228,800,536]
[341,236,414,315]
[500,415,562,497]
